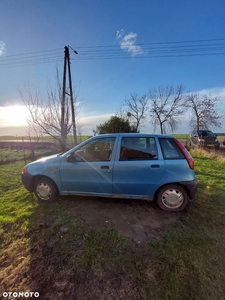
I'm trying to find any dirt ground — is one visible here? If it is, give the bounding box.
[67,196,181,243]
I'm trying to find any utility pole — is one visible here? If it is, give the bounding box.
[61,45,78,148]
[61,47,67,151]
[67,46,77,145]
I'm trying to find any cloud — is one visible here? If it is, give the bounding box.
[0,41,6,56]
[185,87,225,103]
[79,113,112,130]
[196,87,225,99]
[116,29,143,56]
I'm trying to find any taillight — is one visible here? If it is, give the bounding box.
[173,138,195,169]
[22,167,27,174]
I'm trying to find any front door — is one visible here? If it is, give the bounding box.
[60,137,116,194]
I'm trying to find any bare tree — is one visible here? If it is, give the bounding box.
[26,124,43,160]
[20,71,80,151]
[149,85,185,134]
[122,93,149,132]
[185,93,222,130]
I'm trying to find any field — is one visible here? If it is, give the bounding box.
[0,147,225,299]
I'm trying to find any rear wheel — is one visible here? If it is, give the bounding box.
[34,177,59,201]
[157,184,188,212]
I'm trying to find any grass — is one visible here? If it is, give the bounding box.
[0,149,225,299]
[148,149,225,300]
[0,148,54,163]
[0,135,92,142]
[171,133,189,139]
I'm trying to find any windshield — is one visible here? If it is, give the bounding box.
[198,131,215,137]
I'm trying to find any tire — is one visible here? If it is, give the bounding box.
[34,177,59,201]
[157,184,188,212]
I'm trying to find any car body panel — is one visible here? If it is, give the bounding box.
[163,160,196,182]
[112,159,165,198]
[59,160,114,194]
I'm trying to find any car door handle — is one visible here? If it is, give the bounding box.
[151,164,160,168]
[101,165,109,169]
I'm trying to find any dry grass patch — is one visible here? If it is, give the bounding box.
[191,148,225,163]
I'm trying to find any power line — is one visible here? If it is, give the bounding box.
[1,38,225,69]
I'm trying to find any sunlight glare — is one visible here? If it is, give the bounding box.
[0,105,30,127]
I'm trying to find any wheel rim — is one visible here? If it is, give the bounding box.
[161,188,184,209]
[36,182,52,200]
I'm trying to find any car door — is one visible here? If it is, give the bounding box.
[59,137,116,195]
[113,136,165,198]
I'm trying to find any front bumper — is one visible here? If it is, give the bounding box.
[180,179,198,200]
[199,140,220,149]
[21,173,34,193]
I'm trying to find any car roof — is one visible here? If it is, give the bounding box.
[95,133,173,138]
[191,130,213,134]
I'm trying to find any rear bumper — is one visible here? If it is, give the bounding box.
[180,179,198,200]
[21,173,34,193]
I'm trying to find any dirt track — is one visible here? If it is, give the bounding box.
[67,196,182,243]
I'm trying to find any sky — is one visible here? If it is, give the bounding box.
[0,0,225,136]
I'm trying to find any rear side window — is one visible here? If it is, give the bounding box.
[120,137,158,160]
[159,138,184,159]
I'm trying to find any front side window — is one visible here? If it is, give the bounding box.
[120,137,158,160]
[74,137,115,162]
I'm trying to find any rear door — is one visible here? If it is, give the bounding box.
[112,136,165,198]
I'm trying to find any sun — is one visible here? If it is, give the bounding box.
[1,105,30,127]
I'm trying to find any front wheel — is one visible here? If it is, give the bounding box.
[156,184,188,212]
[34,177,59,201]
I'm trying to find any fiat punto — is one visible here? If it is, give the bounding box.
[22,134,197,212]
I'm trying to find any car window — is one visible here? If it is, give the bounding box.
[74,137,115,162]
[198,130,215,137]
[120,137,158,160]
[159,138,184,159]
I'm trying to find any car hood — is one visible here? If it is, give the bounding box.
[25,154,61,172]
[29,153,60,163]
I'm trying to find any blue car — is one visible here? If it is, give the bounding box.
[21,133,197,212]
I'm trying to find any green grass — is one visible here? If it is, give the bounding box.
[171,133,189,139]
[147,150,225,300]
[0,135,92,141]
[0,148,54,163]
[0,149,225,299]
